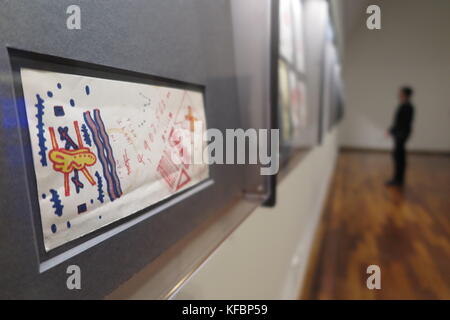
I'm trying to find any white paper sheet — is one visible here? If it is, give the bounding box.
[279,0,294,63]
[278,60,291,142]
[290,77,308,143]
[291,0,305,72]
[20,68,209,251]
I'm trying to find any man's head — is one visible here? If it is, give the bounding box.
[399,86,414,103]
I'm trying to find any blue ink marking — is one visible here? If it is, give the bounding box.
[85,85,90,95]
[42,193,46,199]
[85,111,118,201]
[93,109,123,199]
[57,83,62,89]
[51,224,57,233]
[67,221,71,228]
[99,216,102,219]
[81,124,92,146]
[77,203,87,214]
[71,170,84,193]
[49,189,64,217]
[47,91,53,98]
[35,94,47,166]
[58,126,78,149]
[70,98,75,107]
[95,171,105,203]
[53,105,65,117]
[90,199,94,204]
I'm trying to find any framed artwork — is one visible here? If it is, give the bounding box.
[291,0,305,73]
[278,59,292,144]
[20,68,208,251]
[279,0,295,63]
[1,0,266,299]
[277,0,314,167]
[291,79,308,146]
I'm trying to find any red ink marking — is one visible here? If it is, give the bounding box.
[176,169,191,191]
[168,127,181,147]
[157,151,179,189]
[137,153,145,165]
[74,120,83,148]
[185,106,197,132]
[144,140,150,151]
[168,126,191,169]
[123,150,131,176]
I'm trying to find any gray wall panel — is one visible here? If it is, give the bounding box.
[0,0,255,299]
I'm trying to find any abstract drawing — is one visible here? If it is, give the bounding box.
[48,121,97,197]
[20,68,208,250]
[84,110,122,201]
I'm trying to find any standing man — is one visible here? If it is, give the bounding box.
[386,86,415,187]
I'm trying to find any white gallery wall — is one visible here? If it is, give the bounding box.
[340,0,450,152]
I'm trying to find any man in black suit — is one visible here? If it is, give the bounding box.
[386,87,415,187]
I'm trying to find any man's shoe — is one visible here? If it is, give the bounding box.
[385,179,404,187]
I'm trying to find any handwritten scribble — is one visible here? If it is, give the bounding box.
[139,92,151,107]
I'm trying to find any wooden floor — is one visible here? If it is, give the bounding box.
[302,151,450,299]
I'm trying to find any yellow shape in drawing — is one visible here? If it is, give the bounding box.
[49,148,97,173]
